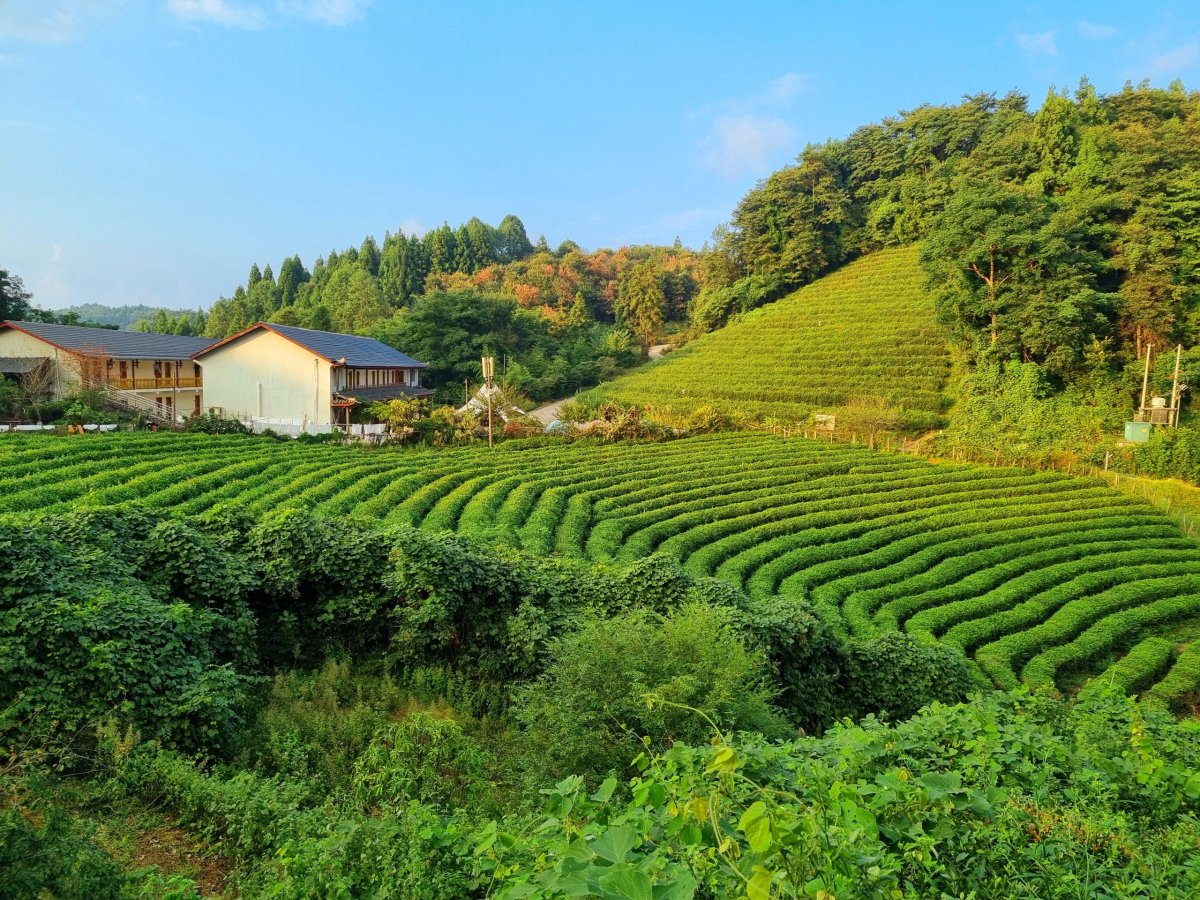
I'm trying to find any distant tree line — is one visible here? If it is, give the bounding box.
[185,215,702,345]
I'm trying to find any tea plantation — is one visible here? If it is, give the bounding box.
[3,430,1198,706]
[580,246,951,427]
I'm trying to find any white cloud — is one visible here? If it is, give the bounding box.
[694,74,805,178]
[0,1,114,44]
[32,268,72,308]
[167,0,370,29]
[167,0,266,29]
[1078,20,1117,40]
[761,72,807,104]
[1150,40,1200,75]
[1016,30,1057,56]
[699,115,796,179]
[49,243,64,263]
[657,207,721,231]
[276,0,370,26]
[395,218,426,237]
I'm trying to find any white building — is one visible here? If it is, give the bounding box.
[0,319,215,419]
[193,322,430,428]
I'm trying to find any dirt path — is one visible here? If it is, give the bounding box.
[527,344,672,426]
[528,397,570,425]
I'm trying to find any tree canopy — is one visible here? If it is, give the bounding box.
[701,79,1200,382]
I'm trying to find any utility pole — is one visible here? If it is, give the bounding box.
[1171,344,1183,427]
[482,355,495,448]
[1140,343,1153,418]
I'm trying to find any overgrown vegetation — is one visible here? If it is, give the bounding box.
[3,501,1197,896]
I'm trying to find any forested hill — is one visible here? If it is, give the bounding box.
[62,303,171,329]
[698,79,1200,390]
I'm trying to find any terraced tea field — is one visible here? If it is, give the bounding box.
[581,246,950,427]
[3,430,1198,708]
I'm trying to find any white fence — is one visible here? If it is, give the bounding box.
[244,418,388,439]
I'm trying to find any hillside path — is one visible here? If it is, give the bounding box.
[528,343,672,425]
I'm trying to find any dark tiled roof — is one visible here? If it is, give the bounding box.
[1,320,216,359]
[333,385,434,403]
[0,357,47,374]
[195,322,427,368]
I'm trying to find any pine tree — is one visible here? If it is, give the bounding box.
[453,224,477,273]
[278,255,309,307]
[360,236,381,276]
[496,214,534,261]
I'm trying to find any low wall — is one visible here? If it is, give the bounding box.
[244,417,387,438]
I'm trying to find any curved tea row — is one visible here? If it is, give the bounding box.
[2,430,1197,705]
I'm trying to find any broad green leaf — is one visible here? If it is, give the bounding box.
[497,884,539,900]
[653,871,697,900]
[592,776,619,803]
[597,863,654,900]
[706,746,741,774]
[746,866,774,900]
[738,800,772,853]
[591,825,639,863]
[919,771,963,801]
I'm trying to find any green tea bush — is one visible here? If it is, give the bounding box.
[584,248,950,428]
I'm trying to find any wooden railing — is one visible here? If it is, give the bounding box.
[107,376,202,390]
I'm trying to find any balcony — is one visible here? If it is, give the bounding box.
[107,376,203,390]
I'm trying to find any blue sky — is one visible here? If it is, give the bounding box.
[2,1,1199,311]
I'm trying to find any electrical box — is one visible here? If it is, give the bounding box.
[1124,421,1152,443]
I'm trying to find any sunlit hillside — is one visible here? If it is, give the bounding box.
[584,246,950,429]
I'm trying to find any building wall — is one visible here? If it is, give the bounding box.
[199,329,334,425]
[0,329,77,397]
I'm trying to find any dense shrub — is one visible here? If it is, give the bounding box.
[941,361,1128,463]
[512,602,787,782]
[1124,426,1200,483]
[237,659,413,785]
[0,520,254,753]
[113,742,474,899]
[844,632,974,720]
[0,783,129,900]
